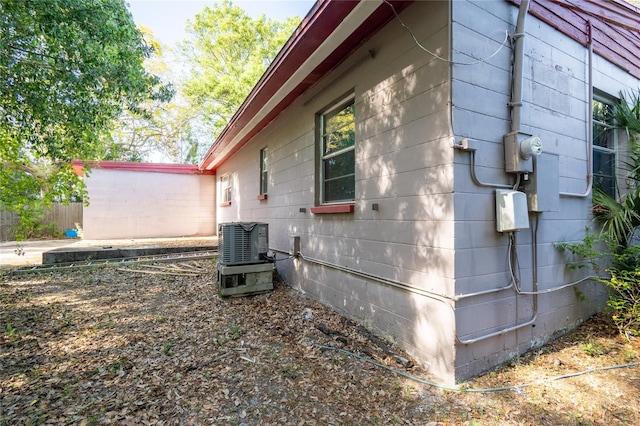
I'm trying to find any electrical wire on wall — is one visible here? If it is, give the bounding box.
[382,0,510,66]
[513,215,599,296]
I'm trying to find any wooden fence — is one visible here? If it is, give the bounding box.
[0,203,83,241]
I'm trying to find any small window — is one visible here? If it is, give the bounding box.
[221,174,232,204]
[260,148,268,195]
[593,97,617,198]
[319,96,355,204]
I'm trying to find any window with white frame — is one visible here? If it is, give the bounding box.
[593,96,617,198]
[260,148,268,195]
[318,96,355,204]
[220,174,232,204]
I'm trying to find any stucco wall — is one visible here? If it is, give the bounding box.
[216,0,458,382]
[451,0,639,379]
[83,169,215,239]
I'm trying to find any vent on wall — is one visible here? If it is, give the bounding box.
[218,222,269,265]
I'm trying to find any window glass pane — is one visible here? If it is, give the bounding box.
[260,149,268,194]
[323,102,355,155]
[324,150,355,180]
[324,175,355,202]
[593,150,615,197]
[593,123,614,149]
[221,175,231,202]
[593,99,615,125]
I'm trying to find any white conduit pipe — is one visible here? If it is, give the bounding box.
[560,20,594,198]
[296,250,530,345]
[269,247,512,304]
[272,247,527,345]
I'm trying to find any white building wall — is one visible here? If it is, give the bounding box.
[83,169,216,239]
[451,0,639,379]
[216,0,458,383]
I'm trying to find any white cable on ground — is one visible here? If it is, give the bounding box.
[310,341,640,393]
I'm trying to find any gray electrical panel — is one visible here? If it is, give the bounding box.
[524,153,559,212]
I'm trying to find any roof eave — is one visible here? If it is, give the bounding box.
[198,0,413,172]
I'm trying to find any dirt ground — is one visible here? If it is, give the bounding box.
[1,259,639,425]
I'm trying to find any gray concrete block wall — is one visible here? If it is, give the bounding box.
[451,0,638,381]
[215,1,460,382]
[213,0,638,383]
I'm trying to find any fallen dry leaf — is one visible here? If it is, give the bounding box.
[0,260,639,425]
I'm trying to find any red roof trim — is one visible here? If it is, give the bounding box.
[72,160,215,176]
[199,0,413,172]
[510,0,640,79]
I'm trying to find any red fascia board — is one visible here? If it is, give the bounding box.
[563,0,640,32]
[200,0,413,172]
[72,160,215,176]
[198,1,359,170]
[510,0,640,79]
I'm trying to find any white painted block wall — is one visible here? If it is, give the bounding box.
[83,169,216,239]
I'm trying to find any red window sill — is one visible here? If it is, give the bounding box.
[257,194,268,200]
[220,201,232,207]
[311,203,355,214]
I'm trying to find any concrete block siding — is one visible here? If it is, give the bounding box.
[451,0,636,380]
[83,169,215,239]
[215,0,639,383]
[217,0,459,382]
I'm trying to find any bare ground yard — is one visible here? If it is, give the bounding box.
[1,260,639,425]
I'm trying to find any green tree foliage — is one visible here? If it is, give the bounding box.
[0,0,171,238]
[179,0,300,144]
[100,25,199,163]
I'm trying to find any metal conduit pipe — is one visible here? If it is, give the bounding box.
[269,247,515,304]
[560,20,594,198]
[296,249,536,345]
[453,143,514,189]
[457,0,539,346]
[271,248,526,344]
[509,0,530,133]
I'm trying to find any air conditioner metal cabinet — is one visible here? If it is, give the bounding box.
[218,222,269,265]
[217,222,273,296]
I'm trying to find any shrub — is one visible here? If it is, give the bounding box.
[558,235,640,337]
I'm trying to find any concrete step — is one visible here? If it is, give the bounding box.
[43,245,218,264]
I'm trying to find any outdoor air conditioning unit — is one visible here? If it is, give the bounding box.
[218,222,269,265]
[217,222,273,297]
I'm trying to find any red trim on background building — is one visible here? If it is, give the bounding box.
[257,194,268,200]
[310,203,355,214]
[72,160,215,176]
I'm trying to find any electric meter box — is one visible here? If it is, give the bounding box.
[495,190,529,232]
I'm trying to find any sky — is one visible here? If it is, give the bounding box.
[127,0,316,47]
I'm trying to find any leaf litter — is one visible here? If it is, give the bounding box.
[1,260,639,425]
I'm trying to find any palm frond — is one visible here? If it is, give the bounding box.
[616,90,640,134]
[592,187,640,246]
